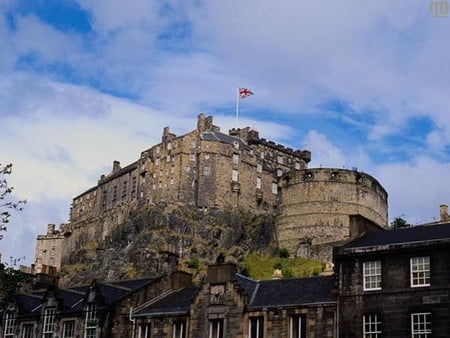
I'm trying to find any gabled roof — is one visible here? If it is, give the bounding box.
[133,286,199,317]
[245,275,335,310]
[343,222,450,250]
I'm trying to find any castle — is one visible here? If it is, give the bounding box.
[36,114,388,270]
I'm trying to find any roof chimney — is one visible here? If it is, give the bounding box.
[440,204,449,222]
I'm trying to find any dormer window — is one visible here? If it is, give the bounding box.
[85,303,98,338]
[43,308,56,338]
[3,310,16,338]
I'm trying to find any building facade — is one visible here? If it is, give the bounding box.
[334,221,450,338]
[34,224,68,274]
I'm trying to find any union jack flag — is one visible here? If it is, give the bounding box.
[238,87,254,99]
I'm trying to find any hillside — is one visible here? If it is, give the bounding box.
[60,204,323,285]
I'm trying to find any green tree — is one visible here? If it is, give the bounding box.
[390,216,410,229]
[0,163,28,303]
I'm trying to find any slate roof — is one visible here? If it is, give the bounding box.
[344,222,450,250]
[133,286,199,317]
[201,131,250,150]
[245,275,336,310]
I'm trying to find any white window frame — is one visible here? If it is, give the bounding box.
[4,311,16,338]
[410,256,430,287]
[62,320,75,338]
[172,320,186,338]
[209,318,224,338]
[84,303,97,338]
[277,169,283,177]
[21,323,34,338]
[204,166,210,176]
[271,183,278,195]
[411,312,431,337]
[248,316,263,338]
[138,323,151,338]
[363,261,382,291]
[256,163,262,173]
[42,308,56,338]
[256,177,261,190]
[363,314,381,338]
[232,153,239,165]
[232,170,239,182]
[289,314,305,338]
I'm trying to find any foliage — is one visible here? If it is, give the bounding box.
[1,163,26,239]
[390,216,410,229]
[0,260,30,304]
[243,253,324,280]
[187,256,199,269]
[278,247,289,258]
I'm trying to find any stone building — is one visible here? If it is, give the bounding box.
[334,220,450,338]
[64,114,311,256]
[34,224,68,274]
[277,168,388,261]
[132,262,336,338]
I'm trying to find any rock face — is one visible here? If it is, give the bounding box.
[60,205,276,285]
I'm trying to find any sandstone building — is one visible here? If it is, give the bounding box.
[34,224,68,274]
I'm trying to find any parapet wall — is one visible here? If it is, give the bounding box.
[277,168,388,260]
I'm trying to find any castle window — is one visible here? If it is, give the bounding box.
[232,170,239,182]
[62,320,75,338]
[363,261,382,291]
[131,177,137,194]
[363,314,381,338]
[160,170,163,176]
[22,323,34,338]
[294,162,301,170]
[167,142,172,150]
[170,178,174,185]
[232,153,239,165]
[290,314,306,338]
[272,183,278,195]
[410,256,430,287]
[156,146,160,153]
[260,151,265,159]
[209,318,224,338]
[205,153,210,160]
[155,158,160,165]
[411,313,431,337]
[249,316,263,338]
[112,186,117,202]
[190,153,196,162]
[3,310,16,338]
[171,166,175,173]
[172,320,186,338]
[256,177,261,189]
[167,155,171,162]
[277,155,283,164]
[190,140,196,148]
[43,307,56,338]
[233,141,239,149]
[204,166,210,176]
[256,163,262,173]
[277,169,283,177]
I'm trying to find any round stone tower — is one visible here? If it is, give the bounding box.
[277,168,388,261]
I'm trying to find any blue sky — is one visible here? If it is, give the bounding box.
[1,0,450,265]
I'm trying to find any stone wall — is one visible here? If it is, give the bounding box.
[277,168,388,261]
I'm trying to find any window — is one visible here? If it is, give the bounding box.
[84,304,98,338]
[411,313,431,337]
[256,177,261,189]
[204,166,210,176]
[172,320,186,338]
[363,261,381,291]
[271,183,278,195]
[277,155,283,164]
[209,318,224,338]
[290,314,306,338]
[256,163,262,173]
[138,323,151,338]
[232,153,239,165]
[4,311,16,338]
[205,153,210,160]
[190,141,196,148]
[260,151,265,159]
[22,323,34,338]
[62,320,75,338]
[42,308,55,338]
[249,316,263,338]
[232,170,239,182]
[410,257,430,287]
[167,142,172,150]
[277,169,283,177]
[189,153,196,162]
[363,314,381,338]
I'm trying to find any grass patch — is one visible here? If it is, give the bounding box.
[242,253,325,280]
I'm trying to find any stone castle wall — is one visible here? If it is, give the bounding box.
[277,168,388,260]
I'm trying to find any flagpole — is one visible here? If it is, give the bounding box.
[236,87,239,127]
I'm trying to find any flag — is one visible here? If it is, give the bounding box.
[238,87,254,99]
